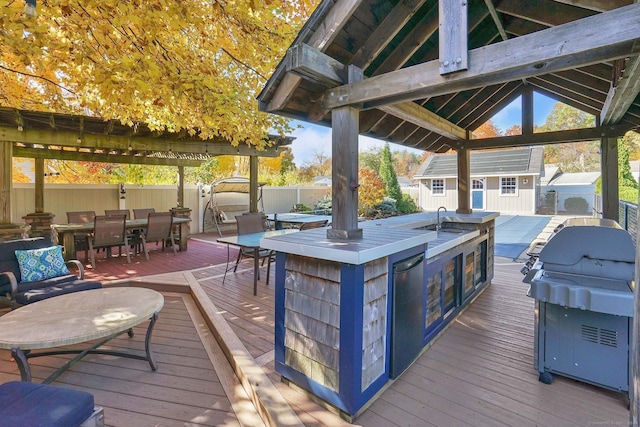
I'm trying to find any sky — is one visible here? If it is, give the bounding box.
[288,92,559,167]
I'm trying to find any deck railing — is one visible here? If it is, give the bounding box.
[593,194,638,235]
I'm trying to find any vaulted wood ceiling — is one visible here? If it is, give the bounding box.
[258,0,640,153]
[0,107,292,167]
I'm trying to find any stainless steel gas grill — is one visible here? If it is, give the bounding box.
[525,218,635,394]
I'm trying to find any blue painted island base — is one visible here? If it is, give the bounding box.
[263,213,497,419]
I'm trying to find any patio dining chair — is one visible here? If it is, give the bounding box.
[133,208,156,219]
[88,214,130,269]
[105,209,140,252]
[66,211,96,262]
[233,213,274,285]
[105,209,130,219]
[140,212,178,260]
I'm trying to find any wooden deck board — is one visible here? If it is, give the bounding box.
[0,295,244,427]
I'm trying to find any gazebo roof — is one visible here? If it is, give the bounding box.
[0,107,293,167]
[258,0,640,153]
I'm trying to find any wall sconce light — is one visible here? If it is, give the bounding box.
[522,178,529,184]
[119,183,126,199]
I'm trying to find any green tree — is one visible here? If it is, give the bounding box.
[618,137,638,189]
[540,103,599,172]
[379,142,404,211]
[359,147,382,172]
[277,149,298,186]
[538,103,595,131]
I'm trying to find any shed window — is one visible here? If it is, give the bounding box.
[500,177,518,195]
[432,179,445,195]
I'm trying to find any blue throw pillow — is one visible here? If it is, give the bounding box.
[14,246,70,283]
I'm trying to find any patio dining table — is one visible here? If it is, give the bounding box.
[217,228,298,295]
[266,213,331,230]
[51,217,191,260]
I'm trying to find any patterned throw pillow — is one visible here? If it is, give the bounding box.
[15,246,71,283]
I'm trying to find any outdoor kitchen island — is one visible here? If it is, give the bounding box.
[260,211,499,419]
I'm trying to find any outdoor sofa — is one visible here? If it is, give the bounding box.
[0,237,101,308]
[0,381,104,427]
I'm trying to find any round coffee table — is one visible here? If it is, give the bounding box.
[0,287,164,383]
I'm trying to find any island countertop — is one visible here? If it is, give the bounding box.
[260,211,498,265]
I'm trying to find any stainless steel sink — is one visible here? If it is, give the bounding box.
[420,225,467,234]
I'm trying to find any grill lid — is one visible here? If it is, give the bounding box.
[538,220,635,281]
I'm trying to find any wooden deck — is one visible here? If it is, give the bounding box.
[0,233,630,426]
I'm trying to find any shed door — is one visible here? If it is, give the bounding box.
[471,179,485,210]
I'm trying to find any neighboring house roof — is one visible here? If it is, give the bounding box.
[540,164,562,186]
[547,171,600,186]
[397,176,414,187]
[414,147,544,179]
[314,176,332,185]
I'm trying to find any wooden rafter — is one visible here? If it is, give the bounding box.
[601,55,640,125]
[551,0,632,12]
[369,1,439,76]
[350,0,426,69]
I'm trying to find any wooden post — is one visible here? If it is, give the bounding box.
[328,105,362,239]
[0,141,12,223]
[600,137,619,221]
[438,0,468,75]
[34,158,44,213]
[522,85,534,135]
[249,155,258,213]
[177,166,184,208]
[456,146,471,214]
[328,65,363,240]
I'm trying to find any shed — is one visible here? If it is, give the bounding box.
[413,147,544,214]
[541,170,601,214]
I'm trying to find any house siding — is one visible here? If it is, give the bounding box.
[485,176,535,214]
[419,178,458,211]
[419,176,536,214]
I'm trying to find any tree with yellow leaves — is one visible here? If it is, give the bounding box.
[0,0,319,149]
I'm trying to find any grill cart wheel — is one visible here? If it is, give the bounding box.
[539,372,553,384]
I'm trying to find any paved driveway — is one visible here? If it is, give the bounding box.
[494,215,552,259]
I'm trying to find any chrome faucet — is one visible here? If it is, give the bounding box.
[436,206,447,231]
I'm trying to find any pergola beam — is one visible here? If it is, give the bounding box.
[449,124,635,150]
[322,3,640,110]
[13,147,203,167]
[377,103,468,140]
[1,127,286,157]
